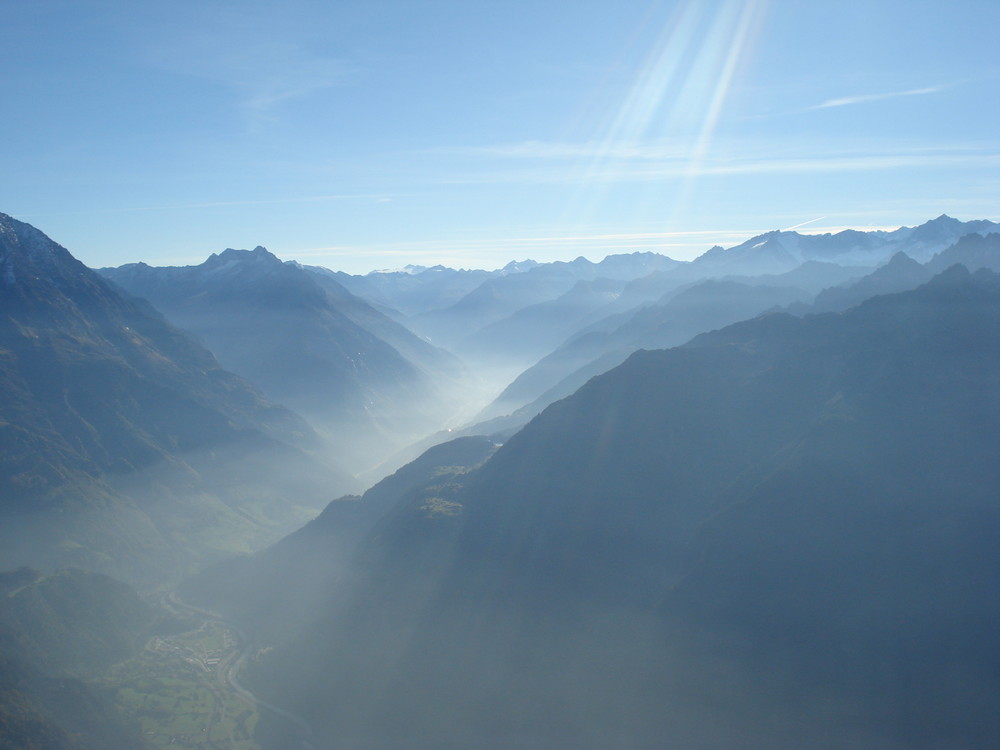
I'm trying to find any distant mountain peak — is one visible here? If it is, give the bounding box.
[909,214,966,241]
[213,245,280,262]
[202,246,284,275]
[883,250,919,268]
[927,262,973,286]
[0,212,72,267]
[500,259,538,274]
[368,264,429,275]
[0,212,106,300]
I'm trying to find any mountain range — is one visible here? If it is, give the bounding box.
[405,253,679,351]
[334,215,996,322]
[477,277,810,424]
[230,266,1000,749]
[467,225,1000,432]
[1,210,998,749]
[0,213,352,585]
[323,215,996,402]
[100,246,471,472]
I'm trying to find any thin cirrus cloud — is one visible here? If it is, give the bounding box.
[811,85,945,109]
[444,140,691,160]
[435,142,1000,185]
[142,12,351,124]
[110,193,392,213]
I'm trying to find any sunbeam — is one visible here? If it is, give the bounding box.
[565,0,768,245]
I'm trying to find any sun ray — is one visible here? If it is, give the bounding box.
[564,0,769,249]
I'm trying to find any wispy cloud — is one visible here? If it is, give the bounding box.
[441,140,690,161]
[812,85,945,109]
[50,193,397,215]
[142,9,352,125]
[434,143,1000,186]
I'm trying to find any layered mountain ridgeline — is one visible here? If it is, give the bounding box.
[926,230,1000,273]
[333,224,1000,498]
[248,267,1000,749]
[478,278,810,424]
[805,233,1000,314]
[617,216,995,308]
[324,263,499,318]
[334,217,996,334]
[101,248,471,472]
[687,214,999,275]
[0,568,155,750]
[476,228,1000,430]
[454,277,630,372]
[404,253,679,350]
[0,214,353,585]
[316,216,996,427]
[807,250,933,313]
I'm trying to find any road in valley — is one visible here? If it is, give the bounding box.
[161,591,321,750]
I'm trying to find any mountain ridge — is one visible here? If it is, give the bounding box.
[0,213,351,585]
[248,267,1000,748]
[101,245,471,472]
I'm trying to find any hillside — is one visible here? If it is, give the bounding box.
[250,267,1000,749]
[102,248,470,471]
[0,568,154,750]
[0,214,352,585]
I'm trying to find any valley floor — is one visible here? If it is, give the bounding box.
[101,592,316,750]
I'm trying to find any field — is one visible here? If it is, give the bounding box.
[105,618,260,749]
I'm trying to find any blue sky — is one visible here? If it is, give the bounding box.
[2,0,998,273]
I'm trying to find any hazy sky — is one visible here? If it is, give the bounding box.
[2,0,998,273]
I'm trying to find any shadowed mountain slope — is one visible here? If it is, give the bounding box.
[101,248,470,471]
[793,232,1000,317]
[0,568,155,750]
[926,231,1000,274]
[0,214,351,585]
[809,251,933,313]
[480,226,1000,429]
[252,266,1000,749]
[181,435,500,643]
[480,278,807,423]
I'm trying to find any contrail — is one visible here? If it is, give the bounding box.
[813,86,943,109]
[784,216,828,231]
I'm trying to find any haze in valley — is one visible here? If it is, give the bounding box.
[0,1,998,748]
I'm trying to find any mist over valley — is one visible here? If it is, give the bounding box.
[1,209,999,748]
[3,0,999,745]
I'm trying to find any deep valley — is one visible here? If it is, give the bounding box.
[2,212,999,749]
